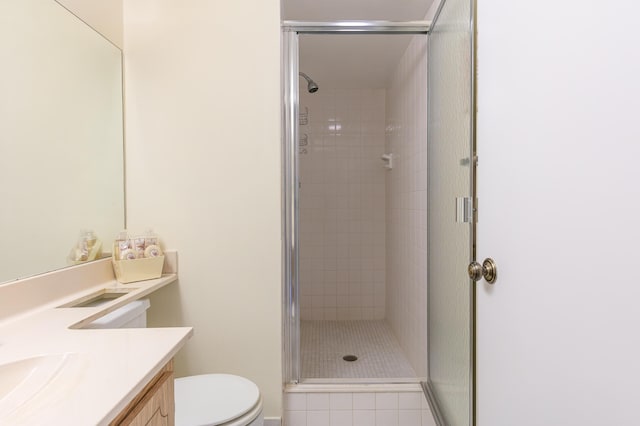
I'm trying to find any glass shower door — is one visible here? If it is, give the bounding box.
[425,0,476,425]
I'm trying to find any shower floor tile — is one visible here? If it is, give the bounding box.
[301,320,417,380]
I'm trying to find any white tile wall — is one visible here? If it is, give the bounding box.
[385,35,429,376]
[299,89,387,321]
[284,391,436,426]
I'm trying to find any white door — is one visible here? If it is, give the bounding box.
[476,1,640,425]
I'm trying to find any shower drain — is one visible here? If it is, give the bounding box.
[342,355,358,362]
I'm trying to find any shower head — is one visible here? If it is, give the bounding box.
[299,72,319,93]
[307,81,319,93]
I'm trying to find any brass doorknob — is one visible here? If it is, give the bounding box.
[468,258,497,284]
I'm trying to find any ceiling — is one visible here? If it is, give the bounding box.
[282,0,435,89]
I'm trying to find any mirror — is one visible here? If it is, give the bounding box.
[0,0,124,284]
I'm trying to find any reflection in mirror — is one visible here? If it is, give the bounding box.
[0,0,124,284]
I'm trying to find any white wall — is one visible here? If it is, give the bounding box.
[57,0,123,48]
[123,0,282,418]
[384,35,429,378]
[477,0,640,424]
[299,89,387,321]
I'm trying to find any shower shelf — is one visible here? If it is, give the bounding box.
[381,153,393,170]
[299,107,309,125]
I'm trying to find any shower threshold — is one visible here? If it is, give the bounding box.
[300,377,421,385]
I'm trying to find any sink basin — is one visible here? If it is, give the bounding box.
[58,287,139,308]
[0,353,79,417]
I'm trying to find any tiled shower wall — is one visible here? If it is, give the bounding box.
[385,35,429,376]
[299,89,387,321]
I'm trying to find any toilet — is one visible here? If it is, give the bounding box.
[174,374,263,426]
[89,299,264,426]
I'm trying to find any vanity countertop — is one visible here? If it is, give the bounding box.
[0,255,193,425]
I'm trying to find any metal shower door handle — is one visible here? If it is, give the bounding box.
[468,258,498,284]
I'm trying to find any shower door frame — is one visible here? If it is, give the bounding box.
[281,20,431,386]
[282,16,477,425]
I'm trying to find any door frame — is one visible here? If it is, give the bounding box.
[281,8,477,423]
[281,20,431,386]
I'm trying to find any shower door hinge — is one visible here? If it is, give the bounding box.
[456,197,474,223]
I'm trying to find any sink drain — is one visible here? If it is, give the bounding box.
[342,355,358,362]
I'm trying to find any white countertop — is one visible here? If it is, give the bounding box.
[0,257,193,425]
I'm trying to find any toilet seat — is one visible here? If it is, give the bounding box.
[174,374,263,426]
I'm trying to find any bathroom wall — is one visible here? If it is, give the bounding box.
[57,0,123,48]
[123,0,282,418]
[299,89,387,321]
[384,35,429,377]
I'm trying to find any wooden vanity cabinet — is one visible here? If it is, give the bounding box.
[110,359,175,426]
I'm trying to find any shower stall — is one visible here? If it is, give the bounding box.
[282,1,476,424]
[296,46,426,383]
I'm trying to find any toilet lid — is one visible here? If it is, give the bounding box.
[174,374,261,426]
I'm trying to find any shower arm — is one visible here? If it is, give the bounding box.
[299,72,312,84]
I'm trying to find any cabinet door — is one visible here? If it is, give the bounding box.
[110,360,175,426]
[125,371,174,426]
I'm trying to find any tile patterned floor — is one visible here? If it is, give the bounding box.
[301,320,417,380]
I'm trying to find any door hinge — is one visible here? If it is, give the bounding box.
[456,197,474,223]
